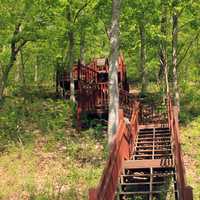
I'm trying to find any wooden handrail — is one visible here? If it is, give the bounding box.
[168,97,193,200]
[89,104,139,200]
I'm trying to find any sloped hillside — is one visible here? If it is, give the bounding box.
[0,88,107,200]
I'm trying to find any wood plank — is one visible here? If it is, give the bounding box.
[139,124,169,129]
[123,159,174,169]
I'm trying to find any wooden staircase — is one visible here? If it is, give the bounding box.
[116,127,178,200]
[134,127,172,161]
[89,96,193,200]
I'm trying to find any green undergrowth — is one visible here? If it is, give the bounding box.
[181,116,200,200]
[0,88,107,200]
[180,84,200,124]
[179,83,200,199]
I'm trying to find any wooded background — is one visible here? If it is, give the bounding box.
[0,0,200,117]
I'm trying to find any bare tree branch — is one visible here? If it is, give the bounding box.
[15,40,28,54]
[99,18,111,40]
[177,0,195,18]
[179,19,195,31]
[0,61,4,75]
[177,30,200,67]
[73,0,92,23]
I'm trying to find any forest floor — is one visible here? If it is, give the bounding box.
[0,86,200,200]
[182,118,200,199]
[0,86,107,200]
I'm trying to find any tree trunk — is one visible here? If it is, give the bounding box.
[159,0,169,94]
[65,3,75,102]
[20,49,26,86]
[0,24,21,100]
[67,31,75,102]
[164,51,169,94]
[34,57,38,83]
[0,52,16,100]
[15,56,20,83]
[172,3,180,109]
[159,0,167,80]
[108,0,121,146]
[139,18,147,94]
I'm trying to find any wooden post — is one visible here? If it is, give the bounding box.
[184,186,193,200]
[89,188,97,200]
[77,100,82,131]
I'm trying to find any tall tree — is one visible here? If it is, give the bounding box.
[0,0,56,100]
[108,0,121,146]
[159,0,169,94]
[65,1,75,101]
[172,0,179,108]
[64,0,90,102]
[20,49,26,87]
[138,12,147,94]
[0,23,27,100]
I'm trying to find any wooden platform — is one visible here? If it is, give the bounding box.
[123,159,174,169]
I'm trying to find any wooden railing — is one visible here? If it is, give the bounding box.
[89,104,139,200]
[78,65,98,83]
[168,97,193,200]
[119,90,137,118]
[76,61,134,124]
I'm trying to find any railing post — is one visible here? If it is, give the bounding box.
[89,188,97,200]
[184,186,193,200]
[77,100,82,131]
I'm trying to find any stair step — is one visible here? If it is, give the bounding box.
[137,137,171,142]
[138,136,171,139]
[139,130,170,134]
[135,151,172,155]
[136,144,171,148]
[118,190,177,195]
[121,172,175,178]
[134,154,173,157]
[140,129,170,132]
[120,181,175,186]
[138,134,171,139]
[134,152,170,156]
[124,160,174,169]
[135,149,171,153]
[137,141,171,145]
[139,128,154,132]
[139,131,154,135]
[134,154,172,159]
[155,128,170,131]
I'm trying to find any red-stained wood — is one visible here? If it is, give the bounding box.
[89,96,193,200]
[89,188,97,200]
[74,55,130,129]
[89,106,139,200]
[168,96,193,200]
[57,55,128,109]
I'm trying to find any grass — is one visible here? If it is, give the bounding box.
[178,83,200,199]
[181,116,200,200]
[0,86,107,200]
